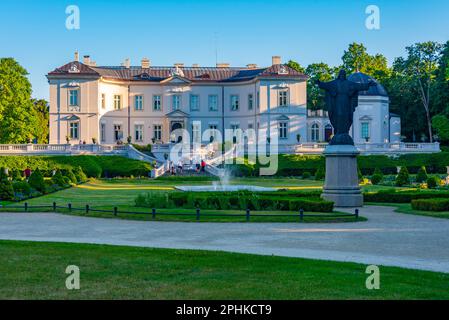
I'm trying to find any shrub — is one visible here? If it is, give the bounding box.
[62,168,78,184]
[135,190,334,212]
[302,171,312,179]
[52,170,67,187]
[315,167,325,180]
[411,198,449,211]
[395,167,410,186]
[0,168,14,201]
[416,166,428,183]
[11,169,23,181]
[28,169,46,193]
[370,168,383,185]
[12,181,31,196]
[364,190,449,203]
[426,176,439,189]
[73,166,88,183]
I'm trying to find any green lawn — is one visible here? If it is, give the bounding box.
[1,178,416,223]
[1,240,448,300]
[1,179,362,223]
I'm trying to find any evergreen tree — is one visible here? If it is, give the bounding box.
[416,166,428,183]
[28,168,45,193]
[395,167,410,186]
[0,167,14,200]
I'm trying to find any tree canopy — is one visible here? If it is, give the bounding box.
[0,58,48,144]
[288,41,449,143]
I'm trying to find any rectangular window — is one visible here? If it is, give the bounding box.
[69,122,79,139]
[113,95,122,110]
[279,90,288,107]
[208,95,218,111]
[114,124,123,141]
[101,94,106,109]
[190,94,199,111]
[135,124,143,142]
[230,95,239,111]
[100,123,106,142]
[153,95,161,111]
[172,95,181,110]
[134,95,143,111]
[69,90,79,106]
[153,125,162,141]
[279,122,288,139]
[248,94,254,110]
[257,91,260,109]
[209,124,218,142]
[192,122,201,143]
[361,122,370,140]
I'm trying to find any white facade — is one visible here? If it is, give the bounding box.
[47,56,400,149]
[47,56,308,148]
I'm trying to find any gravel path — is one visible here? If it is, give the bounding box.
[1,206,449,273]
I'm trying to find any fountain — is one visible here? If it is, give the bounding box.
[175,168,277,192]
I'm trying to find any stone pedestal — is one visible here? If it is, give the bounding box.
[321,145,363,207]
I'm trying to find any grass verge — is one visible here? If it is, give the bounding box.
[1,240,448,299]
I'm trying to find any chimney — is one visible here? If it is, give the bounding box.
[216,63,230,68]
[246,63,258,69]
[121,58,131,69]
[174,63,184,68]
[141,58,150,69]
[74,51,79,62]
[272,55,281,65]
[83,55,91,65]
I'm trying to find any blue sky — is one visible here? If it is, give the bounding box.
[1,0,448,100]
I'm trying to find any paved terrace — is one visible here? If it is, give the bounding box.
[0,206,448,273]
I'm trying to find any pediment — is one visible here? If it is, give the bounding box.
[359,115,373,121]
[160,75,191,85]
[165,109,190,118]
[276,114,290,121]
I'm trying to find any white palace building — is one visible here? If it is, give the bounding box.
[42,53,439,156]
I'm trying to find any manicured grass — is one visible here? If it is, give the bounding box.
[0,240,448,299]
[369,202,449,219]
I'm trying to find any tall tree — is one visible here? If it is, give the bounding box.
[32,99,49,143]
[305,63,334,110]
[341,43,390,83]
[286,60,306,73]
[434,41,449,116]
[400,42,442,142]
[0,58,44,143]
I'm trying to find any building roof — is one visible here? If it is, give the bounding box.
[47,61,308,83]
[347,72,388,97]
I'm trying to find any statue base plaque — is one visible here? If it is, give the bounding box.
[321,144,363,207]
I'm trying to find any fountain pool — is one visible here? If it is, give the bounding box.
[175,185,277,192]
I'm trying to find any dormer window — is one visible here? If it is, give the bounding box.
[278,65,288,75]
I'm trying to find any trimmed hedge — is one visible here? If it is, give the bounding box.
[0,155,152,178]
[411,199,449,211]
[230,152,449,177]
[135,190,334,212]
[364,190,449,203]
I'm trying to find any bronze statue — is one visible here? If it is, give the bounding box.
[317,70,376,145]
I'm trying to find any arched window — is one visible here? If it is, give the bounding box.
[324,124,333,142]
[311,123,320,142]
